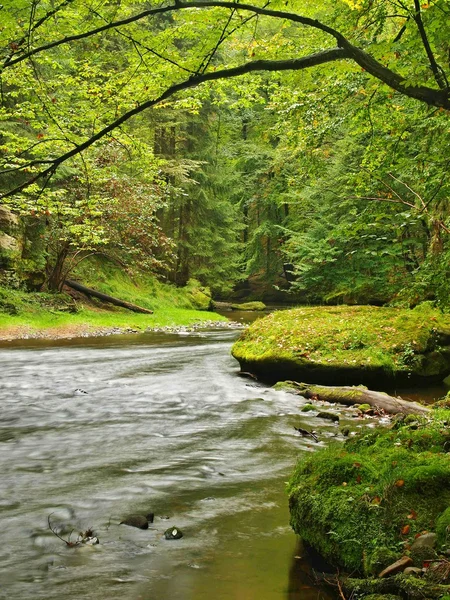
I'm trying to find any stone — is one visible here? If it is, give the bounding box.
[410,533,437,551]
[378,556,413,578]
[316,411,339,423]
[403,567,423,576]
[164,526,183,540]
[0,206,19,234]
[120,514,149,529]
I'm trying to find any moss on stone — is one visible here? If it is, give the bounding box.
[231,301,266,311]
[436,507,450,548]
[301,404,317,412]
[288,411,450,574]
[231,306,450,385]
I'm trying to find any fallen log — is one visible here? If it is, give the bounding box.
[64,279,154,314]
[285,381,429,415]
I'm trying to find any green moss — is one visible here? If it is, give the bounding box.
[358,404,372,412]
[436,508,450,547]
[231,305,450,384]
[364,547,401,576]
[301,404,317,412]
[272,381,302,392]
[288,412,450,574]
[231,301,266,311]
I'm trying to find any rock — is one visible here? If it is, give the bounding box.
[120,514,149,529]
[410,533,437,551]
[164,526,183,540]
[316,411,339,423]
[403,567,423,576]
[301,404,316,412]
[146,513,155,523]
[0,206,20,234]
[378,556,413,578]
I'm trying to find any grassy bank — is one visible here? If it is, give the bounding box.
[0,260,227,339]
[232,305,450,386]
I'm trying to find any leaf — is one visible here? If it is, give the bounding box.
[401,524,410,535]
[407,509,418,520]
[395,479,405,487]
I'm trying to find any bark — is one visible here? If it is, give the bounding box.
[64,279,154,314]
[291,381,430,415]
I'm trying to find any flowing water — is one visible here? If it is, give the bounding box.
[0,325,339,600]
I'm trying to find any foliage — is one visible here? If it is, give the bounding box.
[288,411,450,573]
[0,0,449,303]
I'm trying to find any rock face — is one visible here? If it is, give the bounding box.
[0,207,22,269]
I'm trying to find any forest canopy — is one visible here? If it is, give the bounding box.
[0,0,449,303]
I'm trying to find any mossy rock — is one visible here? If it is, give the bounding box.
[288,411,450,574]
[364,547,402,576]
[231,306,450,386]
[186,279,212,310]
[272,380,302,393]
[358,404,372,412]
[231,301,266,311]
[301,404,317,412]
[436,507,450,547]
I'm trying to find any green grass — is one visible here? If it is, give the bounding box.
[0,258,226,336]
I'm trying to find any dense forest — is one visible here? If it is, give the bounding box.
[0,0,449,307]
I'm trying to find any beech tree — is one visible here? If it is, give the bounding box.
[0,0,449,199]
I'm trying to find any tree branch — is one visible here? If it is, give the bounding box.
[1,49,350,199]
[2,0,449,112]
[412,0,447,89]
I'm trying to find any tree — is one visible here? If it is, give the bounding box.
[1,0,449,200]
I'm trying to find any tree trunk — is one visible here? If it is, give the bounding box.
[64,279,153,314]
[289,381,430,415]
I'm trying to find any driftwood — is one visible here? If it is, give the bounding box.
[290,381,430,415]
[65,279,153,314]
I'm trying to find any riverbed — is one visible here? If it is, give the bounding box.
[0,326,338,600]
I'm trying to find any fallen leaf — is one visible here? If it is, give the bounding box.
[401,524,410,535]
[395,479,405,487]
[407,509,418,520]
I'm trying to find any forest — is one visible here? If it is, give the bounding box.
[0,0,448,309]
[1,2,450,598]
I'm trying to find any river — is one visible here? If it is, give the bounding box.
[0,323,339,600]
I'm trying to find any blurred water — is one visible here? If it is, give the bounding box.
[0,328,336,600]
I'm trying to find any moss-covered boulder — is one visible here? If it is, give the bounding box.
[230,301,266,311]
[185,279,212,310]
[231,305,450,386]
[287,412,450,575]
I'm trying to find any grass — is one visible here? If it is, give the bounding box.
[231,304,450,381]
[0,258,227,338]
[288,410,450,575]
